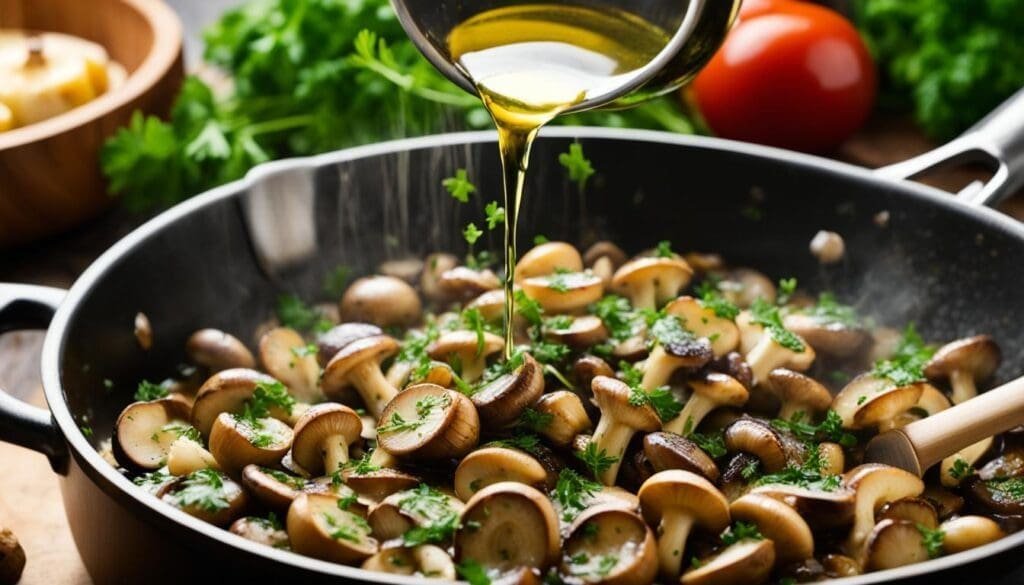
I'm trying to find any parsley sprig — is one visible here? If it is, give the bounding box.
[135,380,169,402]
[167,469,231,512]
[750,298,805,352]
[720,521,764,546]
[771,411,857,448]
[399,484,461,546]
[577,442,619,479]
[551,469,601,523]
[871,324,935,387]
[559,142,595,192]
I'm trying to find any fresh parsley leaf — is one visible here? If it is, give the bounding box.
[559,142,595,192]
[805,292,861,328]
[276,294,332,333]
[376,412,424,434]
[444,169,476,203]
[463,222,483,245]
[551,469,601,523]
[514,290,544,329]
[720,521,763,546]
[649,314,698,349]
[460,307,488,357]
[655,240,674,258]
[695,280,740,320]
[343,452,381,476]
[777,278,798,305]
[917,523,945,558]
[750,298,805,352]
[871,324,935,387]
[484,201,505,229]
[167,469,231,512]
[490,433,543,456]
[627,383,683,422]
[135,380,169,402]
[399,484,461,546]
[519,408,554,432]
[576,442,619,479]
[690,431,727,458]
[290,343,319,358]
[457,559,491,585]
[240,380,295,422]
[533,234,549,245]
[772,411,857,448]
[589,295,637,341]
[949,458,973,481]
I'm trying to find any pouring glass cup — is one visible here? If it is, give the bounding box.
[390,0,741,111]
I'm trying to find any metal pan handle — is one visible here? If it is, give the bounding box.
[876,87,1024,208]
[0,284,68,473]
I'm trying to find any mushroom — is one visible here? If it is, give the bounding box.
[454,482,561,576]
[259,327,322,403]
[134,311,153,350]
[751,484,856,531]
[730,493,813,564]
[640,325,714,390]
[379,258,425,284]
[521,271,604,314]
[290,403,363,476]
[209,411,294,474]
[643,432,719,482]
[664,373,749,436]
[584,241,628,287]
[316,322,384,366]
[705,351,754,390]
[321,335,400,418]
[561,505,658,585]
[922,485,965,520]
[113,398,193,471]
[166,435,220,476]
[809,230,845,264]
[533,391,592,447]
[287,493,378,563]
[783,313,868,359]
[421,253,459,302]
[611,257,693,311]
[368,486,465,541]
[454,447,548,501]
[439,267,502,301]
[940,437,993,487]
[736,311,815,384]
[362,545,456,579]
[723,418,788,473]
[545,315,609,349]
[376,384,479,460]
[818,442,846,476]
[664,296,740,358]
[516,241,584,281]
[241,464,307,510]
[160,469,248,526]
[590,376,662,485]
[467,289,513,325]
[190,368,277,438]
[472,353,545,428]
[0,526,26,585]
[680,539,775,585]
[843,464,925,554]
[940,516,1005,554]
[763,368,833,421]
[186,329,256,372]
[712,268,776,308]
[830,374,925,431]
[637,470,731,580]
[863,519,929,570]
[573,356,614,393]
[429,330,504,383]
[821,554,860,578]
[878,497,938,529]
[340,275,422,328]
[230,516,290,549]
[342,467,421,502]
[924,335,1001,405]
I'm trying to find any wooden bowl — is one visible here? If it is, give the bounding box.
[0,0,184,248]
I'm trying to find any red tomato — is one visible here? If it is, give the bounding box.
[692,0,876,153]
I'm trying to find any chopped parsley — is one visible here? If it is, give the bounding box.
[167,469,231,512]
[986,477,1024,502]
[589,295,638,341]
[777,278,798,305]
[518,408,554,432]
[490,433,543,457]
[568,554,618,578]
[627,383,683,423]
[720,521,764,545]
[396,320,441,383]
[443,169,476,203]
[750,298,805,352]
[456,559,491,585]
[804,292,861,328]
[240,380,295,422]
[576,442,619,479]
[484,201,505,229]
[695,280,740,320]
[463,222,483,245]
[531,341,572,365]
[741,460,761,481]
[133,469,171,491]
[343,452,381,475]
[533,234,549,245]
[276,294,333,333]
[917,524,945,558]
[771,411,857,448]
[134,380,168,402]
[290,343,319,358]
[871,324,935,387]
[399,484,461,546]
[548,271,572,294]
[376,412,424,435]
[545,315,574,331]
[655,240,674,258]
[559,142,595,192]
[515,290,544,329]
[552,469,601,523]
[322,265,352,298]
[263,468,306,490]
[323,510,371,543]
[338,493,358,510]
[690,431,728,458]
[949,458,973,480]
[755,444,841,491]
[649,314,698,351]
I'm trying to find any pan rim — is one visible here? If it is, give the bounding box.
[40,126,1024,583]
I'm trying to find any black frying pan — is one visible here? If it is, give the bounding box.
[2,89,1024,584]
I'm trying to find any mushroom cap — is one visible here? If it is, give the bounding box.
[750,484,856,531]
[287,492,378,564]
[113,398,192,471]
[368,488,465,541]
[713,268,776,308]
[241,464,306,510]
[534,390,593,446]
[339,275,422,328]
[421,253,460,301]
[291,403,363,475]
[229,516,290,548]
[612,257,692,295]
[922,485,965,520]
[361,544,457,579]
[316,322,384,366]
[259,327,321,402]
[723,418,788,473]
[643,432,720,482]
[378,257,425,283]
[190,368,277,437]
[688,373,749,408]
[342,467,421,502]
[159,469,248,527]
[940,515,1005,554]
[764,368,833,415]
[591,376,662,432]
[844,464,925,550]
[546,315,609,348]
[439,267,501,301]
[209,412,293,473]
[455,482,561,573]
[583,241,628,269]
[468,288,509,322]
[472,353,545,428]
[429,330,504,361]
[665,296,740,357]
[680,539,775,585]
[321,335,399,395]
[878,497,939,529]
[864,519,929,571]
[783,313,868,358]
[515,241,584,281]
[831,374,925,429]
[637,470,730,531]
[520,272,604,313]
[376,384,479,459]
[454,447,548,501]
[561,505,658,585]
[730,493,814,564]
[924,335,1001,382]
[186,328,256,372]
[964,476,1024,516]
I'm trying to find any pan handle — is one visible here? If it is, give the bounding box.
[876,87,1024,208]
[0,284,68,473]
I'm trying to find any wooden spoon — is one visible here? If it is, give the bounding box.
[865,376,1024,476]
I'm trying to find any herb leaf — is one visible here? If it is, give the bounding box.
[559,142,595,192]
[444,169,476,203]
[750,298,805,352]
[871,324,935,387]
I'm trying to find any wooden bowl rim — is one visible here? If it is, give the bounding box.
[0,0,183,151]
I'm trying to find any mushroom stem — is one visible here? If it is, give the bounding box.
[664,395,713,436]
[348,360,398,418]
[778,403,804,421]
[462,355,487,383]
[950,369,977,405]
[657,512,695,579]
[322,435,351,473]
[630,284,657,312]
[747,336,785,384]
[641,346,677,389]
[369,447,400,469]
[593,416,635,486]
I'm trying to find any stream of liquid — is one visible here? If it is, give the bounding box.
[447,4,672,357]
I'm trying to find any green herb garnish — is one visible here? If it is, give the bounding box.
[750,298,805,352]
[444,169,476,203]
[577,442,619,479]
[720,521,764,546]
[168,469,231,512]
[918,523,945,558]
[871,324,935,387]
[559,142,595,192]
[134,380,169,402]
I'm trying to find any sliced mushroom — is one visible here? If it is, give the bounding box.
[533,391,592,447]
[783,312,867,359]
[454,447,548,501]
[287,493,378,563]
[166,435,220,476]
[362,545,456,579]
[209,412,293,474]
[723,419,787,473]
[590,376,662,485]
[521,271,604,314]
[160,469,248,526]
[878,497,938,529]
[316,322,384,366]
[455,482,561,575]
[680,539,775,585]
[439,267,502,301]
[665,296,740,358]
[764,369,832,421]
[843,464,925,554]
[736,310,815,384]
[831,374,925,431]
[241,464,307,510]
[230,516,290,549]
[472,353,545,428]
[940,515,1005,554]
[113,398,193,471]
[259,327,322,403]
[731,493,813,564]
[321,335,400,418]
[290,403,363,476]
[421,253,459,302]
[186,329,256,372]
[863,518,929,570]
[545,315,609,348]
[638,470,731,580]
[368,486,465,541]
[376,384,479,460]
[516,242,584,281]
[190,368,277,438]
[643,432,719,482]
[641,332,713,390]
[924,335,1001,405]
[339,275,422,328]
[664,373,748,436]
[561,505,657,585]
[429,330,504,383]
[612,257,693,311]
[751,485,855,531]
